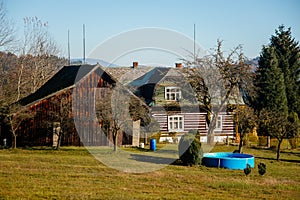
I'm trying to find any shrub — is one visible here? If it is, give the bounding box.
[258,136,268,146]
[289,138,298,149]
[258,162,266,176]
[178,133,203,166]
[244,164,252,176]
[249,135,259,143]
[188,129,198,135]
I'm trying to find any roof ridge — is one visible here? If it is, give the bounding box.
[19,64,99,106]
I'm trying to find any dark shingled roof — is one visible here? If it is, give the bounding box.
[129,67,170,87]
[128,67,171,105]
[19,64,115,106]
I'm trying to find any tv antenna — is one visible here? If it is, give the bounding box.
[194,23,196,66]
[83,24,86,64]
[68,29,70,65]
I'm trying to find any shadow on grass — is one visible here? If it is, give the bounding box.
[255,156,300,163]
[250,146,300,163]
[129,153,203,167]
[21,146,54,151]
[280,150,300,157]
[129,153,176,165]
[18,146,88,153]
[124,147,178,154]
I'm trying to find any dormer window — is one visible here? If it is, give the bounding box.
[165,87,181,101]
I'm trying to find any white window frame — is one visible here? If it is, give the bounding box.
[209,114,222,131]
[165,86,181,101]
[214,115,222,131]
[168,115,184,132]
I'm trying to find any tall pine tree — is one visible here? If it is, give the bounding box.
[270,25,300,115]
[255,26,300,160]
[255,46,288,115]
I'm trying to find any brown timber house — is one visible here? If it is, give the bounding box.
[127,64,241,143]
[7,64,136,147]
[1,62,241,147]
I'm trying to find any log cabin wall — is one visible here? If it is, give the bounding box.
[73,70,111,146]
[16,66,132,147]
[152,111,236,138]
[17,89,79,147]
[213,113,236,136]
[149,70,236,138]
[128,66,238,140]
[152,112,207,134]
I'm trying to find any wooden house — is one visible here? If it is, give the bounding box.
[1,61,241,147]
[128,65,240,143]
[10,64,138,147]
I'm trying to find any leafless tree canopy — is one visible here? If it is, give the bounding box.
[183,40,253,144]
[258,109,299,160]
[0,13,66,149]
[0,0,15,50]
[22,17,59,56]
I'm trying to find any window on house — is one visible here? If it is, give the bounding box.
[165,87,181,101]
[168,115,184,132]
[209,115,222,131]
[215,115,222,131]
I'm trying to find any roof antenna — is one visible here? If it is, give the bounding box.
[68,29,70,65]
[83,24,86,64]
[193,23,196,67]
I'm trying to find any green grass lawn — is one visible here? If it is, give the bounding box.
[0,145,299,199]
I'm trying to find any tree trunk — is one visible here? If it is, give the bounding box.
[207,114,217,145]
[238,135,243,153]
[267,136,271,148]
[276,139,282,161]
[16,64,24,102]
[113,133,118,152]
[207,133,214,145]
[144,133,147,145]
[13,133,17,149]
[56,134,61,150]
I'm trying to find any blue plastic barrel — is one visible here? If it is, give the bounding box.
[150,139,156,151]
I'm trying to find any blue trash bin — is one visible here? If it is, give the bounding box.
[150,139,156,151]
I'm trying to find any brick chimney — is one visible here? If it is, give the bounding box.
[133,61,138,68]
[175,63,182,69]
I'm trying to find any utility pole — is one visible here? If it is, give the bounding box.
[83,24,86,64]
[68,29,70,65]
[194,23,196,67]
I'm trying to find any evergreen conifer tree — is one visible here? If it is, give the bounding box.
[255,25,300,160]
[270,25,300,115]
[255,46,288,115]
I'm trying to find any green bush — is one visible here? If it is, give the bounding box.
[289,138,298,149]
[258,136,269,146]
[178,133,203,166]
[249,135,259,143]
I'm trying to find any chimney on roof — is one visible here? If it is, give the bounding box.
[133,61,138,68]
[175,63,182,69]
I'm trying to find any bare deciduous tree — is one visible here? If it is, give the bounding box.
[96,85,130,152]
[20,17,65,95]
[44,92,73,150]
[96,84,151,152]
[258,110,299,160]
[184,40,252,144]
[234,106,257,153]
[0,0,15,50]
[1,103,33,148]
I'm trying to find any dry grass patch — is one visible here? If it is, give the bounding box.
[0,145,299,199]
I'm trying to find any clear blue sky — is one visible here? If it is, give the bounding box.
[4,0,300,65]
